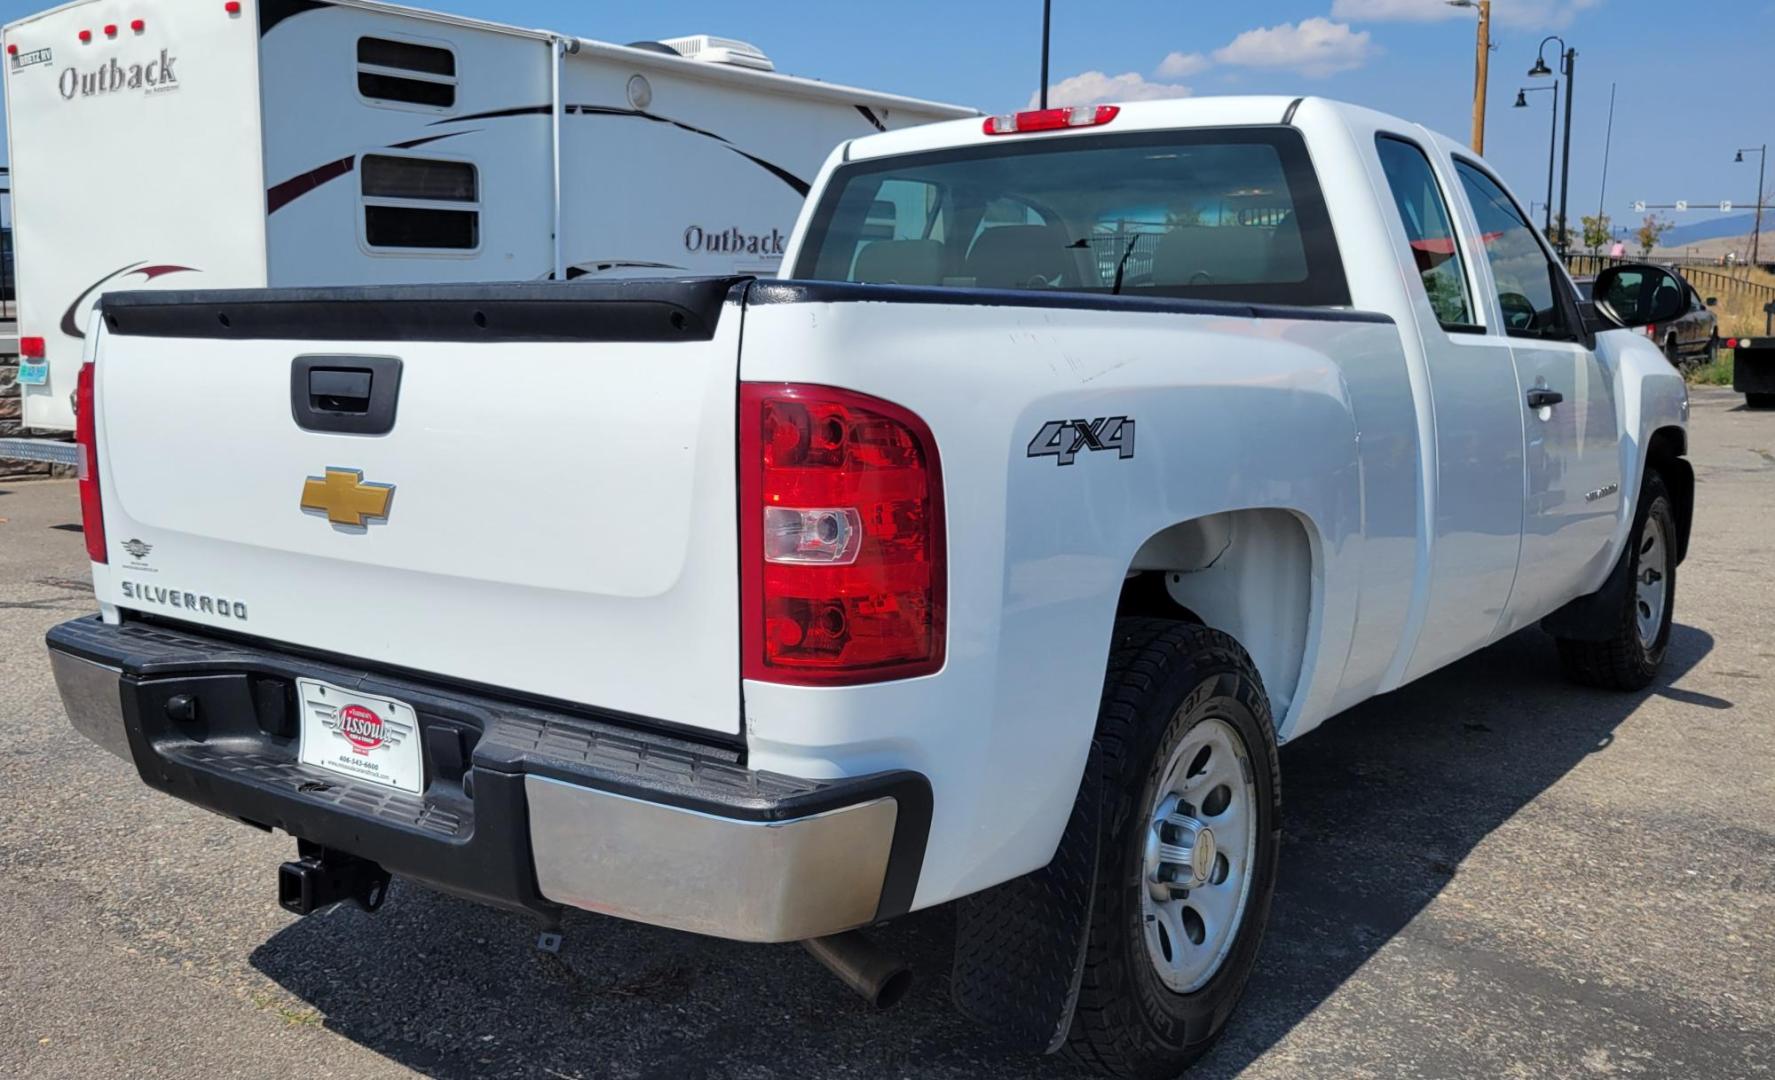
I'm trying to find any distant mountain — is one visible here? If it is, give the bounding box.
[1658,212,1765,246]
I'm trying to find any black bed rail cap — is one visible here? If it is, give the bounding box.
[100,276,752,343]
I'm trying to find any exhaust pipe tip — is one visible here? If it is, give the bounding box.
[801,930,912,1010]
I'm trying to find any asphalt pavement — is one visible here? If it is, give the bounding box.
[1,386,1771,1079]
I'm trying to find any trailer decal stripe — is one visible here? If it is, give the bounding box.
[266,155,356,215]
[855,105,888,133]
[430,102,812,195]
[61,262,200,339]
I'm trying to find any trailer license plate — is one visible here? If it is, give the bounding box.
[296,678,424,795]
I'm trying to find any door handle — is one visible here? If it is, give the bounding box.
[1525,387,1564,409]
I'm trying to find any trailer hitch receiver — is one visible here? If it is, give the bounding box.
[278,840,392,916]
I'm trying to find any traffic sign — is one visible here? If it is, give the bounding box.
[1632,201,1646,212]
[1675,200,1688,212]
[1721,201,1733,213]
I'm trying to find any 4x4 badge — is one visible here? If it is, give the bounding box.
[1027,417,1135,466]
[300,468,395,528]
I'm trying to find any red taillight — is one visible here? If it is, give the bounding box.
[740,383,945,685]
[6,45,16,56]
[75,362,107,564]
[983,104,1119,136]
[19,335,45,359]
[1726,338,1738,349]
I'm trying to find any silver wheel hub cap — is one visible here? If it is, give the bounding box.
[1140,716,1258,994]
[1635,513,1669,649]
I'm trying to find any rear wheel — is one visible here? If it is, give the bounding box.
[1705,333,1720,365]
[1067,620,1280,1078]
[1555,471,1676,690]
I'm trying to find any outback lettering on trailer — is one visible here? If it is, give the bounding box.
[58,50,178,100]
[1026,417,1136,466]
[683,225,786,257]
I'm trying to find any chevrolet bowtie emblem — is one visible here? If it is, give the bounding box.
[300,468,395,528]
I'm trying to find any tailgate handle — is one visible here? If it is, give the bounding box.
[309,369,373,412]
[290,355,402,436]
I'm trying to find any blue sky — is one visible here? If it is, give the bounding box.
[3,0,1771,238]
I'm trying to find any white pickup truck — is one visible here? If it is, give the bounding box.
[49,96,1694,1075]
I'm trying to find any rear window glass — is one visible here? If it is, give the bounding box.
[793,127,1349,307]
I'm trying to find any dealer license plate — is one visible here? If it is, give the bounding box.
[296,678,424,794]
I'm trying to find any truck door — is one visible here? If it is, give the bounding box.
[1371,136,1527,682]
[1451,159,1624,630]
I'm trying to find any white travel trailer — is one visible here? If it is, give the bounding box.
[1,0,971,431]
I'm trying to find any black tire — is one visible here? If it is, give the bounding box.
[1664,335,1681,366]
[1555,471,1676,690]
[1705,333,1720,366]
[1747,393,1775,409]
[1066,619,1281,1079]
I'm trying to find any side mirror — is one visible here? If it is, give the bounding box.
[1592,264,1689,328]
[1706,297,1718,307]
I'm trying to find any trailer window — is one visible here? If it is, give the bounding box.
[794,127,1349,307]
[361,155,479,250]
[357,37,456,109]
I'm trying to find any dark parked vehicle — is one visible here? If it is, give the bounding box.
[1578,266,1718,366]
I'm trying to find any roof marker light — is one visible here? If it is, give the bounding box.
[131,18,145,31]
[983,104,1120,136]
[104,24,117,36]
[77,29,92,42]
[5,45,15,56]
[224,1,241,13]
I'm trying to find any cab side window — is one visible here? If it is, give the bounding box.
[1375,136,1477,332]
[1454,160,1577,340]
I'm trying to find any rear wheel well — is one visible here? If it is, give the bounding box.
[1646,426,1692,562]
[1118,510,1314,726]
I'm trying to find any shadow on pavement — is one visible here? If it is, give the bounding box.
[250,623,1715,1080]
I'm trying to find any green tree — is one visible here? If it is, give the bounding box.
[1581,213,1612,254]
[1635,214,1673,257]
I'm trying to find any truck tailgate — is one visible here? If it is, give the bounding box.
[90,280,746,736]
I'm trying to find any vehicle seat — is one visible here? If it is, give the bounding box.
[852,239,945,285]
[1151,225,1277,285]
[964,225,1072,289]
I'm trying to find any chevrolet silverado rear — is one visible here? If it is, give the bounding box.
[49,96,1694,1076]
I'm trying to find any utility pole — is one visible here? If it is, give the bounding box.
[1447,0,1492,152]
[1558,48,1575,256]
[1595,82,1616,255]
[1472,0,1491,153]
[1039,0,1052,109]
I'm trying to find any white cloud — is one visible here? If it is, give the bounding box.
[1156,51,1212,78]
[1031,71,1194,109]
[1331,0,1604,29]
[1213,17,1378,78]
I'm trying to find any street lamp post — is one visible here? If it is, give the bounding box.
[1736,145,1767,267]
[1447,0,1492,153]
[1530,36,1575,254]
[1515,84,1558,236]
